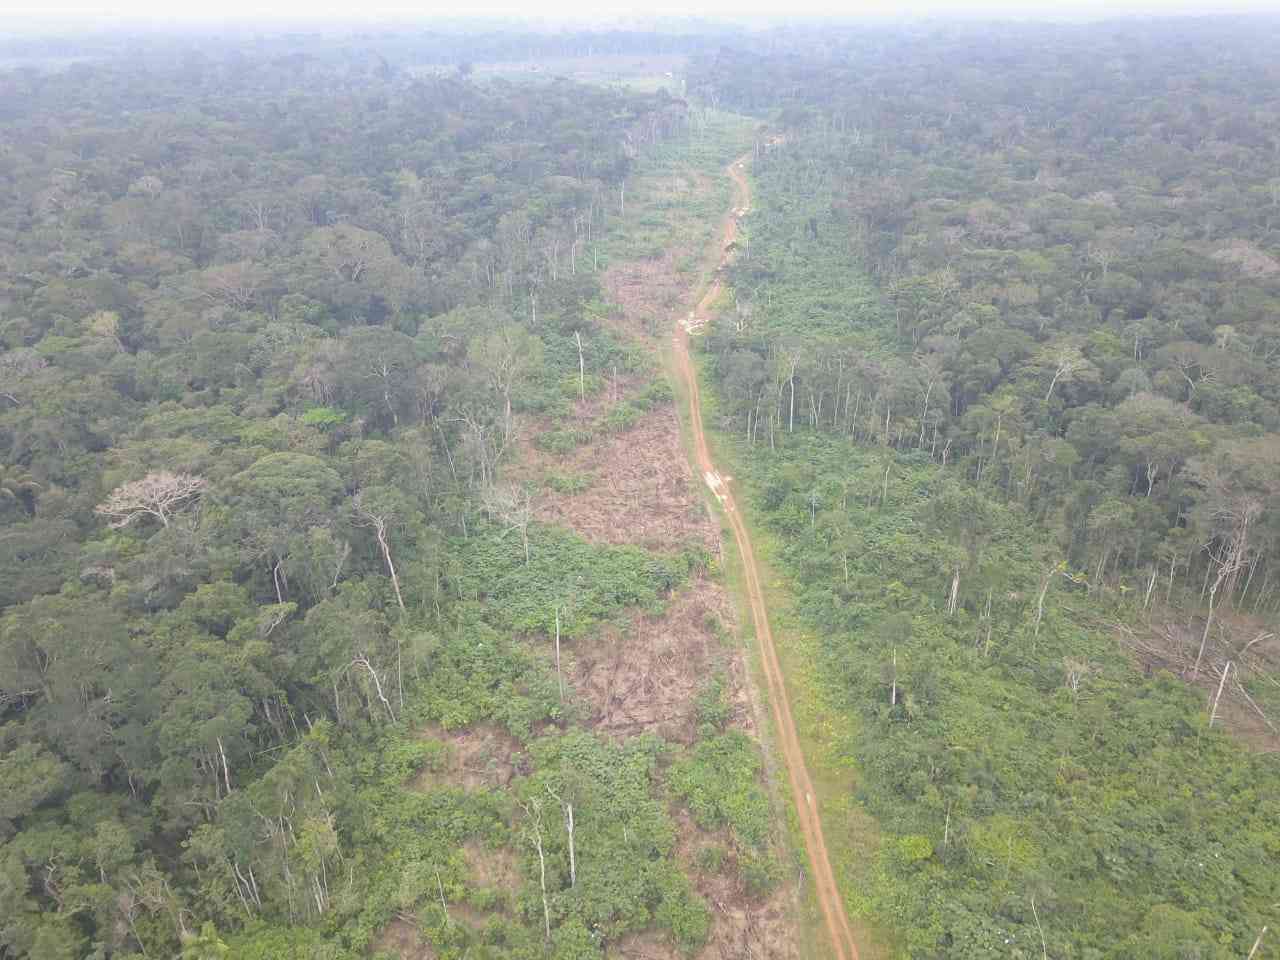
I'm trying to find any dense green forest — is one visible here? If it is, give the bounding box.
[689,16,1280,959]
[0,46,784,960]
[7,14,1280,960]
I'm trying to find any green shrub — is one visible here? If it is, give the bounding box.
[300,405,349,430]
[603,401,640,433]
[739,850,781,897]
[545,471,592,494]
[669,731,771,850]
[894,835,934,868]
[534,427,593,455]
[694,676,732,732]
[695,844,727,873]
[654,871,710,954]
[634,379,674,409]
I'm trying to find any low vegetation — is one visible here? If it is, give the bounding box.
[692,19,1280,956]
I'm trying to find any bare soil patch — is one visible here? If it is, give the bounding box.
[564,370,650,422]
[604,250,693,341]
[675,810,801,960]
[463,841,519,891]
[1116,609,1280,752]
[570,572,745,744]
[524,404,718,554]
[412,724,525,791]
[610,870,797,960]
[371,918,435,960]
[1211,238,1280,278]
[602,170,717,342]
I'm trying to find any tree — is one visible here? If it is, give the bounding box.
[0,743,70,821]
[352,486,412,613]
[216,454,344,603]
[335,326,418,429]
[468,323,544,445]
[1186,436,1280,604]
[485,483,535,564]
[0,348,48,407]
[0,466,40,514]
[518,797,552,941]
[1037,341,1093,402]
[1185,437,1280,676]
[95,471,207,529]
[180,922,230,960]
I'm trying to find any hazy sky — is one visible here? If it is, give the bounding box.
[3,0,1275,23]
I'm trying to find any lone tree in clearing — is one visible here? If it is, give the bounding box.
[96,471,207,529]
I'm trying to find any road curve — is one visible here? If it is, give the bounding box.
[672,153,860,960]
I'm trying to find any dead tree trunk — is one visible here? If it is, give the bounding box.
[1034,564,1054,639]
[519,800,552,941]
[1192,581,1219,681]
[351,657,395,723]
[547,786,576,888]
[554,605,564,704]
[374,519,406,612]
[574,331,586,403]
[1209,661,1232,727]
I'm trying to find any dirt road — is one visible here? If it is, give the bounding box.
[672,156,860,960]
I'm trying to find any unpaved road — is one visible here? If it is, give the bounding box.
[672,155,860,960]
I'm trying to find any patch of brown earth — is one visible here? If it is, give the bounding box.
[446,902,491,932]
[463,841,519,891]
[672,810,801,960]
[562,370,650,422]
[698,883,800,960]
[1211,238,1280,278]
[571,572,746,744]
[1116,611,1280,752]
[371,917,435,960]
[603,249,693,340]
[413,724,525,791]
[601,170,718,337]
[609,842,799,960]
[526,404,718,554]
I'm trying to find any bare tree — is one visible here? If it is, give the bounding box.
[554,604,565,703]
[1208,661,1232,727]
[353,489,407,612]
[0,347,49,406]
[185,260,265,310]
[518,799,552,941]
[573,330,586,403]
[350,655,396,723]
[1041,343,1090,402]
[468,323,544,445]
[546,783,577,888]
[1247,926,1268,959]
[732,293,755,333]
[1185,441,1275,677]
[96,472,207,529]
[915,353,947,448]
[485,484,534,564]
[1063,658,1092,699]
[1086,242,1116,279]
[1033,560,1062,639]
